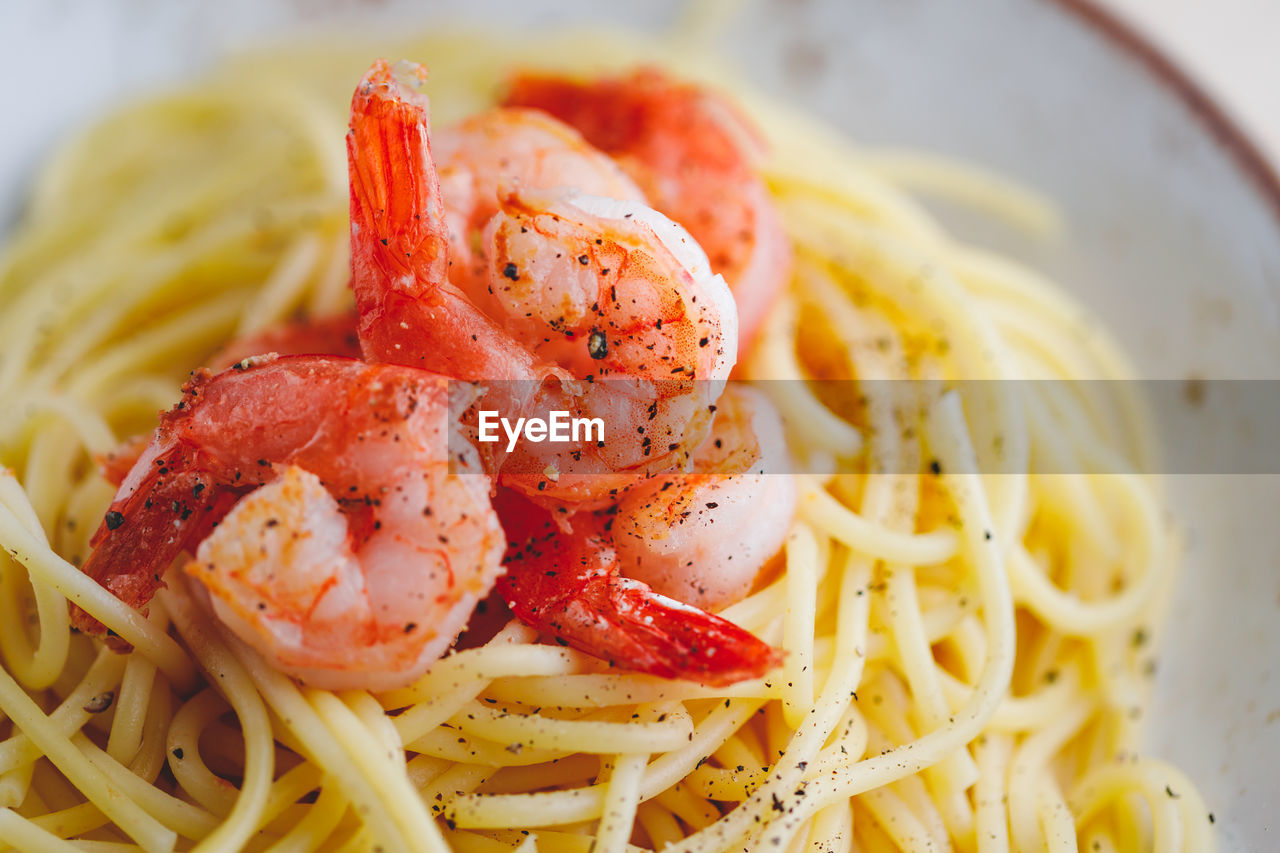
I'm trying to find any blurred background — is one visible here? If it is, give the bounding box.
[0,0,1277,219]
[1104,0,1280,166]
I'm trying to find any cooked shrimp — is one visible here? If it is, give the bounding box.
[476,186,737,504]
[494,488,781,686]
[347,60,738,508]
[207,312,360,372]
[434,107,646,292]
[613,384,796,611]
[95,313,363,487]
[74,355,505,691]
[97,434,153,488]
[505,68,793,355]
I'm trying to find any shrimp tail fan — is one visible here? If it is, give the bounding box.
[495,490,782,686]
[347,58,449,307]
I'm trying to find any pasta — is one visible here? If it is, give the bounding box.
[0,24,1212,853]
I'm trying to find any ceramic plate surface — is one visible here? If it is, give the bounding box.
[1,1,1276,848]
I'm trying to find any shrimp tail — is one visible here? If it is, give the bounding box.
[98,314,364,488]
[95,433,152,487]
[71,443,240,644]
[72,367,270,642]
[495,491,781,686]
[347,59,448,309]
[348,60,539,380]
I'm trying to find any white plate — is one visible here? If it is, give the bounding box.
[2,1,1277,848]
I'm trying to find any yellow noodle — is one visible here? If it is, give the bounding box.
[780,523,819,726]
[104,649,156,766]
[593,705,668,853]
[855,150,1063,240]
[447,701,694,755]
[0,649,125,777]
[0,807,85,852]
[264,774,348,853]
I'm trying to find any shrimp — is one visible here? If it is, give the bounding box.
[612,384,796,611]
[504,68,793,355]
[74,355,505,691]
[97,434,153,488]
[207,312,361,372]
[347,59,536,383]
[95,313,363,487]
[493,385,792,683]
[433,107,646,292]
[474,186,737,504]
[347,60,738,508]
[494,488,782,686]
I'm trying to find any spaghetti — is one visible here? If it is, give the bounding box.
[0,26,1211,853]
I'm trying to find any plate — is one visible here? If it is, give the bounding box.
[2,1,1276,848]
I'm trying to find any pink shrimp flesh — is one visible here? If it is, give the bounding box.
[74,355,505,690]
[473,186,737,505]
[494,488,782,686]
[434,106,646,293]
[613,384,796,611]
[504,68,793,356]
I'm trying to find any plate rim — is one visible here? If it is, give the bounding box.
[1051,0,1280,229]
